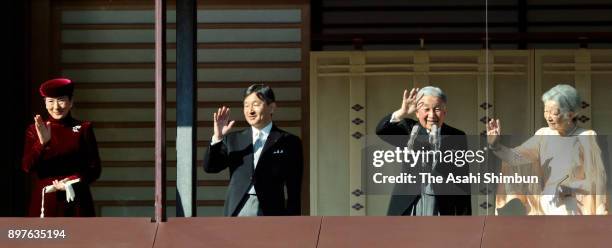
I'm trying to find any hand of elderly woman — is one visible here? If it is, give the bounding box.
[486,118,501,147]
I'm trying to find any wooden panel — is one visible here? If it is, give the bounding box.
[93,126,301,141]
[348,53,366,216]
[75,87,301,102]
[63,42,302,49]
[98,166,229,181]
[492,53,532,137]
[98,147,204,161]
[62,9,302,24]
[93,180,228,187]
[62,48,302,63]
[585,50,612,134]
[311,63,350,216]
[62,62,302,69]
[71,107,302,121]
[574,50,592,129]
[75,101,302,108]
[63,23,302,29]
[91,186,227,201]
[592,76,612,134]
[63,68,302,82]
[92,121,301,128]
[74,81,302,89]
[62,29,302,43]
[193,9,302,23]
[58,0,309,9]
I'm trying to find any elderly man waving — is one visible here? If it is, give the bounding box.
[376,86,472,216]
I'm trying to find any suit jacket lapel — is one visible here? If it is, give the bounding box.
[241,128,255,174]
[439,124,453,143]
[258,125,281,166]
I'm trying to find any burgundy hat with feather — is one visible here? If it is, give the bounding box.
[39,78,74,97]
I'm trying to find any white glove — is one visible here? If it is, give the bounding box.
[43,178,80,201]
[40,178,80,218]
[63,179,80,202]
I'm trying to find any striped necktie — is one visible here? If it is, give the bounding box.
[253,130,264,167]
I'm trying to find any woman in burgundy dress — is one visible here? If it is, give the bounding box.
[22,78,101,217]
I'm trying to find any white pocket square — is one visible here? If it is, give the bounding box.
[273,149,284,154]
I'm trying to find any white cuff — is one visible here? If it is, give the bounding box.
[211,136,222,145]
[390,112,402,123]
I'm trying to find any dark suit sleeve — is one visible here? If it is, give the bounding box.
[285,135,303,215]
[375,113,416,147]
[203,137,230,173]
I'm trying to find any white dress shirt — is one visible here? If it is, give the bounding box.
[248,122,272,194]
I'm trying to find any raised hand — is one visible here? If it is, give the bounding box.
[486,118,501,145]
[34,115,51,145]
[213,106,235,142]
[394,88,420,119]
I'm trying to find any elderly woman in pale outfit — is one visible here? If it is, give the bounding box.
[487,84,608,215]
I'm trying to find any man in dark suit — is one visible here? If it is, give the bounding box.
[204,84,303,216]
[376,86,472,216]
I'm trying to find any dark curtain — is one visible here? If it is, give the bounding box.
[2,0,32,216]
